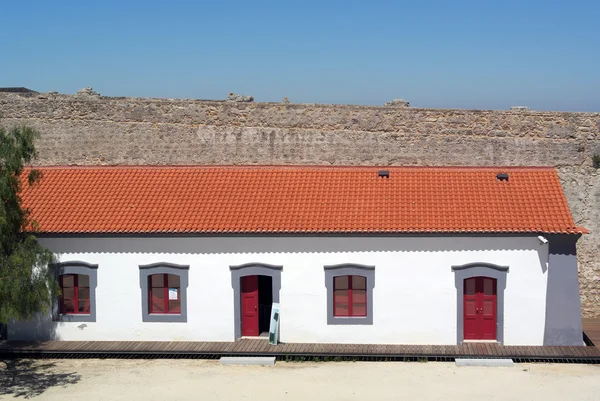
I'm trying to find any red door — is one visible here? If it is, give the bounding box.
[241,275,259,336]
[463,277,497,340]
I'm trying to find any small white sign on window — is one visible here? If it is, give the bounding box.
[168,288,178,300]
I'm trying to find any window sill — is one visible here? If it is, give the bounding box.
[333,315,367,318]
[55,313,95,323]
[149,313,182,316]
[328,316,372,326]
[143,313,186,323]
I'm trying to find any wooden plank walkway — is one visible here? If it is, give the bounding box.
[1,339,600,360]
[583,318,600,348]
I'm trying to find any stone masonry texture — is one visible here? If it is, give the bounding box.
[1,93,599,317]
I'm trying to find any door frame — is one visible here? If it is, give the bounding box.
[452,262,508,344]
[230,263,282,340]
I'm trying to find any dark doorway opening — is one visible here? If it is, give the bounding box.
[258,275,273,335]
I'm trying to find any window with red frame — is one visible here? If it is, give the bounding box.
[149,274,181,314]
[60,274,90,314]
[333,275,367,317]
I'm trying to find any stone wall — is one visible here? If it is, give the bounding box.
[1,92,599,317]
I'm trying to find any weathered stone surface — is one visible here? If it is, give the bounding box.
[227,93,254,102]
[76,87,101,97]
[1,92,599,317]
[385,98,410,107]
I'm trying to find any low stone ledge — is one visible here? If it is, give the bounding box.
[220,357,276,366]
[456,358,514,367]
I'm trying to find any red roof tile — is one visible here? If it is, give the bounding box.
[20,166,587,235]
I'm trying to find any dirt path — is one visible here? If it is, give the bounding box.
[1,359,599,400]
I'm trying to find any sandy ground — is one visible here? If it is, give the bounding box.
[1,359,599,400]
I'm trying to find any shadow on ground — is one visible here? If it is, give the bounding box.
[0,359,80,398]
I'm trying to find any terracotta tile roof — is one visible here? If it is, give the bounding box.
[20,166,587,235]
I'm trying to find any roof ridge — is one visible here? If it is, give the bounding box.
[24,165,558,170]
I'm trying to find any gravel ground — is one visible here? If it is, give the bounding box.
[1,359,599,400]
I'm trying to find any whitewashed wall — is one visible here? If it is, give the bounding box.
[9,236,550,345]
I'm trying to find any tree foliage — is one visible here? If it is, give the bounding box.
[0,123,56,324]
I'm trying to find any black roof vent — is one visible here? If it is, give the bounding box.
[378,170,390,178]
[496,173,509,181]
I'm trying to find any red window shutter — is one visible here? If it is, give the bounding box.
[149,274,165,313]
[167,274,181,313]
[350,276,367,317]
[60,275,75,314]
[149,274,181,314]
[76,274,90,313]
[60,274,90,314]
[333,275,368,317]
[334,276,350,316]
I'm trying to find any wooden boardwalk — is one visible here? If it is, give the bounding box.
[1,339,600,361]
[583,318,600,348]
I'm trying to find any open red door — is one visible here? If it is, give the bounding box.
[241,275,259,336]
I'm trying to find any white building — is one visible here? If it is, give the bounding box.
[9,166,587,346]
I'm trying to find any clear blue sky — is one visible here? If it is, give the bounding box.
[2,0,599,111]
